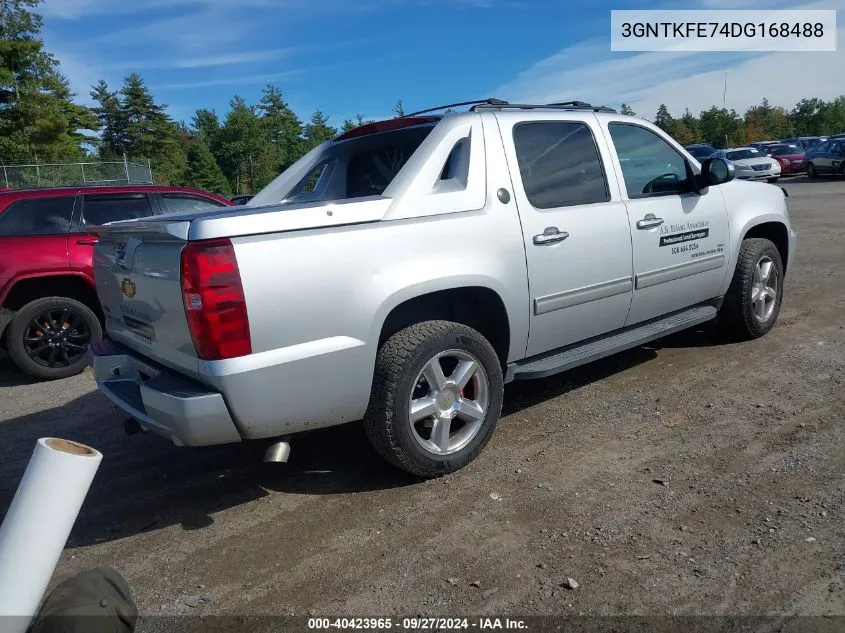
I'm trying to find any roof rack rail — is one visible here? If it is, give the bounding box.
[474,101,617,114]
[404,98,509,117]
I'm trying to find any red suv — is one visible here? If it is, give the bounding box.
[0,185,233,379]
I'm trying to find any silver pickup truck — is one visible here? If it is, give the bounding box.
[89,98,797,477]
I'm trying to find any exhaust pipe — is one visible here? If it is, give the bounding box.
[263,439,291,463]
[123,418,144,436]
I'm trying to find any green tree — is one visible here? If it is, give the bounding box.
[258,84,302,172]
[393,98,405,117]
[620,103,636,116]
[90,80,125,157]
[341,114,375,133]
[0,0,98,162]
[192,108,221,145]
[302,110,337,152]
[184,133,230,195]
[790,98,825,136]
[654,104,673,131]
[117,73,185,183]
[217,95,271,194]
[679,109,700,143]
[698,106,744,148]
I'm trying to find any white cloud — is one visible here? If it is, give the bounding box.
[154,70,308,91]
[496,0,845,120]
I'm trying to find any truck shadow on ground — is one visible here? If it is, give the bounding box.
[0,326,732,548]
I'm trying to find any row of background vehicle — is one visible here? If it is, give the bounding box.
[685,132,845,182]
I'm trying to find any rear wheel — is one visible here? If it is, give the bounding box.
[7,296,102,380]
[806,162,817,178]
[718,238,784,340]
[363,320,504,478]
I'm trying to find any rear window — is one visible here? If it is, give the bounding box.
[725,149,762,160]
[686,146,715,159]
[0,196,75,235]
[81,193,154,226]
[282,124,436,203]
[161,193,227,214]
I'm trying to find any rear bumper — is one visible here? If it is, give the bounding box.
[89,339,242,447]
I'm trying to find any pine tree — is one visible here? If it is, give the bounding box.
[341,114,374,133]
[258,84,302,171]
[620,103,636,116]
[217,95,271,194]
[302,110,337,152]
[90,80,125,157]
[0,0,98,161]
[117,73,185,183]
[654,104,672,131]
[185,134,230,196]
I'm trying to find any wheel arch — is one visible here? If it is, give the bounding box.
[741,220,790,272]
[0,273,102,339]
[374,282,514,367]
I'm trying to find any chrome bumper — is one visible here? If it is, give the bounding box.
[89,339,242,447]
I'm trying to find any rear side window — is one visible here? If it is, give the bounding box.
[512,122,609,209]
[161,193,227,215]
[81,193,154,227]
[0,196,74,235]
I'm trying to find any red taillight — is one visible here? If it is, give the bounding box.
[180,238,251,360]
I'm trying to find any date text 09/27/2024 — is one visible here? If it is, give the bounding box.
[307,618,528,630]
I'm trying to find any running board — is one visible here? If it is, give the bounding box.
[507,305,718,382]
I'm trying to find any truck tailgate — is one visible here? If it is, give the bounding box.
[93,227,200,380]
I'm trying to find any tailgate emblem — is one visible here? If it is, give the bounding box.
[120,278,136,298]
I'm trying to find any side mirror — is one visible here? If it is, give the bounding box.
[699,157,735,187]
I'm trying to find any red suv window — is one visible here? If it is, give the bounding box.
[0,196,75,235]
[81,193,155,227]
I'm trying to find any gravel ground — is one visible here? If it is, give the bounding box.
[1,176,843,619]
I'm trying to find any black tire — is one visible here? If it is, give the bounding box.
[718,238,784,341]
[806,162,817,179]
[363,320,504,478]
[767,177,780,184]
[7,296,102,380]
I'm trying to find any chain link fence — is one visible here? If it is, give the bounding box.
[0,156,153,189]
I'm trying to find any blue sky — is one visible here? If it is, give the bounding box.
[40,0,844,129]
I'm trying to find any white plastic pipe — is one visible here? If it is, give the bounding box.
[0,438,103,631]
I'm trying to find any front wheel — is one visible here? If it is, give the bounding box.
[6,296,102,380]
[363,321,504,478]
[806,162,817,179]
[718,238,784,340]
[767,177,780,184]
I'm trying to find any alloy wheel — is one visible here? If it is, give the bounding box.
[750,256,779,323]
[408,349,490,456]
[23,308,92,368]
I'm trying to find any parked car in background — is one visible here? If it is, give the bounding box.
[718,147,781,183]
[803,138,845,178]
[798,136,826,150]
[683,143,718,161]
[0,185,233,379]
[231,195,254,205]
[767,144,805,176]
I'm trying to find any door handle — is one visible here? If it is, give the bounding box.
[76,237,99,246]
[533,227,569,245]
[636,214,664,230]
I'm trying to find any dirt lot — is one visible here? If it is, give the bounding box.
[1,176,843,620]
